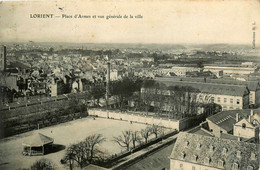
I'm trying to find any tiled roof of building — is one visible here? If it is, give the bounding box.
[155,77,260,91]
[155,78,250,96]
[170,132,259,170]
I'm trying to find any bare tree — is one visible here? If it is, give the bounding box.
[63,134,106,169]
[131,130,141,148]
[141,127,152,144]
[64,143,86,169]
[150,124,163,138]
[85,134,106,163]
[113,130,132,151]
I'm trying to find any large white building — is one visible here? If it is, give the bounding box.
[204,66,255,75]
[155,77,260,108]
[152,78,250,111]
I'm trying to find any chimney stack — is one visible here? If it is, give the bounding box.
[250,109,254,116]
[236,113,239,122]
[248,115,252,123]
[106,61,110,108]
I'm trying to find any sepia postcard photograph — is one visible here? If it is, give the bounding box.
[0,0,260,169]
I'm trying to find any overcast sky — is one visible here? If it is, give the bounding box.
[0,0,260,44]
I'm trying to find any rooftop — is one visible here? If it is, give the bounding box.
[170,132,259,170]
[154,78,250,96]
[207,109,260,132]
[155,77,260,91]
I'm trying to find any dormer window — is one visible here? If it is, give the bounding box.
[181,152,186,159]
[204,157,210,164]
[197,143,202,149]
[232,163,239,170]
[237,151,241,158]
[185,141,189,147]
[247,165,254,170]
[218,159,224,167]
[251,152,256,160]
[222,148,228,154]
[210,145,214,152]
[192,155,198,162]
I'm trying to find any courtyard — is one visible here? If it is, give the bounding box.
[0,117,150,170]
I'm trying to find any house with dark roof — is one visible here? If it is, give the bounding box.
[150,78,250,111]
[170,132,259,170]
[203,109,260,143]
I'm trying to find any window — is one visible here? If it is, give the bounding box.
[185,141,189,147]
[237,151,241,157]
[217,97,221,102]
[224,98,227,103]
[197,143,202,150]
[230,98,233,103]
[211,97,214,103]
[237,99,240,104]
[210,146,214,152]
[218,160,224,167]
[232,163,239,170]
[181,152,186,159]
[204,157,210,164]
[192,155,198,162]
[192,166,195,170]
[223,148,228,154]
[242,123,246,129]
[251,152,256,160]
[179,163,183,168]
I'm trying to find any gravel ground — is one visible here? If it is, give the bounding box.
[0,117,149,170]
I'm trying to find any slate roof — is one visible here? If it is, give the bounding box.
[155,78,249,97]
[155,77,260,91]
[170,132,259,170]
[22,133,54,147]
[207,109,260,132]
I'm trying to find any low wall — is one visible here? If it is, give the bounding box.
[89,109,180,130]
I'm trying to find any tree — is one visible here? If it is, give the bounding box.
[63,134,106,169]
[85,134,106,163]
[90,84,105,106]
[150,124,163,138]
[197,61,204,68]
[113,130,132,151]
[31,158,55,170]
[131,130,141,148]
[141,127,152,144]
